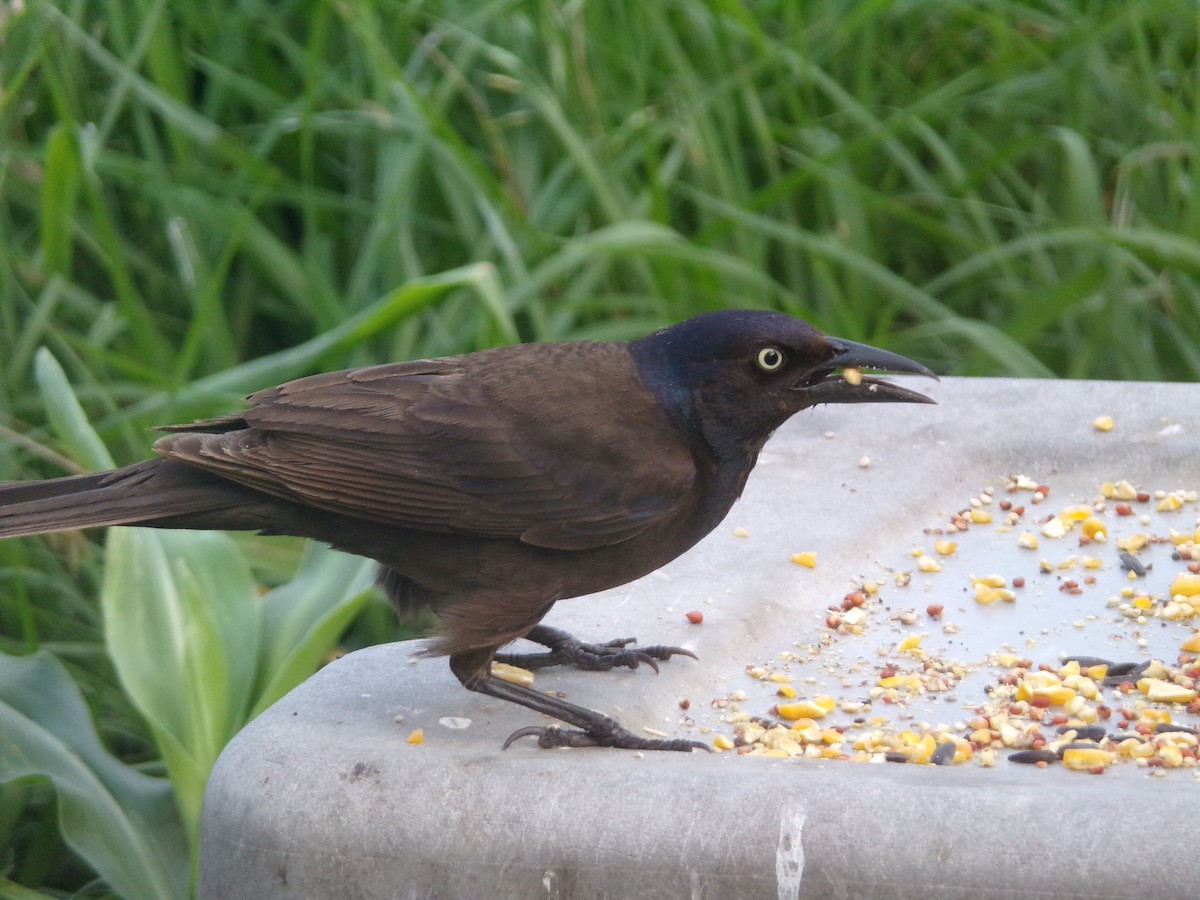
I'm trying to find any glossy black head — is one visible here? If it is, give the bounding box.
[629,309,935,459]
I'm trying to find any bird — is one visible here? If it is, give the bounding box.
[0,309,935,751]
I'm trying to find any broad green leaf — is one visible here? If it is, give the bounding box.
[0,651,188,900]
[33,349,115,472]
[251,544,378,717]
[102,528,261,849]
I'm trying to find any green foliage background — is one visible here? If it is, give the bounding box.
[0,0,1197,895]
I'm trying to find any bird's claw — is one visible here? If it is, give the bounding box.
[503,724,710,753]
[495,625,697,675]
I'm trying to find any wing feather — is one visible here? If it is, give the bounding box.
[154,344,697,550]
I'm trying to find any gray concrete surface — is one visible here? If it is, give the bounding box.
[200,377,1200,899]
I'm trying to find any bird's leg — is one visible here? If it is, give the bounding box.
[493,623,697,674]
[449,652,708,752]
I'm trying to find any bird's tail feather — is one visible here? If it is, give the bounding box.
[0,459,252,538]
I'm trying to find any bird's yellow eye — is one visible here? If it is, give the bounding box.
[756,346,785,372]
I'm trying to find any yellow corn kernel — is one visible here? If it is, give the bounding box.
[974,583,1000,605]
[1182,631,1200,653]
[1158,494,1183,512]
[713,734,735,751]
[1082,556,1103,569]
[406,728,425,745]
[996,653,1022,668]
[972,574,1007,588]
[1138,678,1198,704]
[1158,744,1184,768]
[791,551,818,568]
[934,540,958,556]
[777,684,797,698]
[908,733,938,765]
[1062,747,1115,770]
[898,635,923,652]
[1140,708,1171,724]
[1018,531,1039,550]
[1031,685,1076,706]
[1102,480,1138,500]
[916,554,942,573]
[878,674,921,691]
[1060,504,1093,523]
[1118,533,1151,553]
[1081,517,1108,540]
[970,508,993,524]
[842,366,863,386]
[1169,528,1195,546]
[1041,516,1067,538]
[1092,415,1115,432]
[491,662,535,686]
[778,699,832,720]
[1132,595,1154,610]
[1171,572,1200,597]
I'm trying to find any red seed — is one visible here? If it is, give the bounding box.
[1115,503,1133,516]
[926,604,944,620]
[1012,576,1026,588]
[1036,484,1050,497]
[843,591,866,608]
[1031,696,1052,708]
[679,698,691,710]
[1012,505,1025,516]
[1136,491,1150,503]
[686,610,704,624]
[1088,765,1106,775]
[826,613,842,629]
[880,666,897,679]
[1096,705,1112,720]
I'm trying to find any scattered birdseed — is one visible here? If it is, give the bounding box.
[1093,416,1115,432]
[710,467,1200,771]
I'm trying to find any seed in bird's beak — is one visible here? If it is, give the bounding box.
[842,366,863,386]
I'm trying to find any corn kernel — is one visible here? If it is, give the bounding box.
[842,366,863,386]
[777,684,797,699]
[972,574,1007,588]
[1081,517,1107,540]
[1159,744,1184,768]
[934,540,958,556]
[1092,415,1114,432]
[1102,480,1138,500]
[1182,632,1200,653]
[713,734,735,751]
[1157,494,1183,512]
[1171,572,1200,597]
[1132,595,1154,610]
[1138,678,1198,704]
[791,551,818,568]
[406,728,425,744]
[491,662,535,686]
[898,635,923,652]
[916,554,942,573]
[1041,516,1066,538]
[1018,531,1039,550]
[974,583,1000,605]
[1082,556,1103,569]
[1062,747,1114,770]
[1118,533,1151,553]
[970,508,993,524]
[1060,504,1092,523]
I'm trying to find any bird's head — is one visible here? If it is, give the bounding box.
[629,309,936,459]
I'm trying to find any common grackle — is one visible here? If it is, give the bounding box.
[0,309,935,751]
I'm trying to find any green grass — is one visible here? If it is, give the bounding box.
[0,0,1198,895]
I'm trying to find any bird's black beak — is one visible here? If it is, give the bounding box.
[795,338,937,406]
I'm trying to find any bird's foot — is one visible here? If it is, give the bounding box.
[503,723,710,753]
[494,624,696,674]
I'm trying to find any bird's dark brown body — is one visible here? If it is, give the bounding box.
[0,310,935,750]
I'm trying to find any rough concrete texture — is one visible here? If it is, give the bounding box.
[200,377,1200,899]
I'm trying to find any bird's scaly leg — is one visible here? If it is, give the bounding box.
[449,650,708,752]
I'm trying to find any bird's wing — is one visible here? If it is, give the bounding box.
[153,344,698,550]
